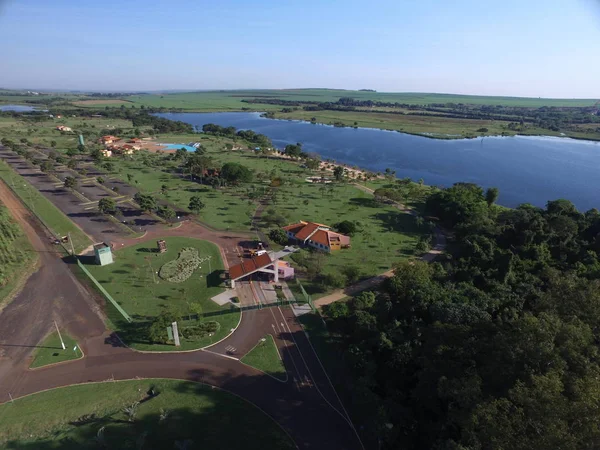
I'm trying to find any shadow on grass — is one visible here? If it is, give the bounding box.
[4,381,295,450]
[348,197,378,208]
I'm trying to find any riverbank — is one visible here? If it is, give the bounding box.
[156,111,600,210]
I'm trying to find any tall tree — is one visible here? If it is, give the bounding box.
[188,196,205,215]
[485,186,499,206]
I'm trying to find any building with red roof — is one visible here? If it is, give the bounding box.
[227,253,277,288]
[282,221,350,252]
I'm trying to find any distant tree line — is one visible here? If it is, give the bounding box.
[200,123,272,148]
[324,182,600,449]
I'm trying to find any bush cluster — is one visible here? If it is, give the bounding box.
[158,247,201,283]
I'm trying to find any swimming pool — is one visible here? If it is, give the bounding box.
[161,144,197,152]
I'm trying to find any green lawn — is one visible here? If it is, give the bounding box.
[101,144,424,298]
[0,379,295,450]
[106,155,254,232]
[0,161,93,253]
[30,332,81,369]
[241,335,286,381]
[0,202,37,306]
[84,237,240,351]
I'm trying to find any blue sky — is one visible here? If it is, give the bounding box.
[1,0,599,97]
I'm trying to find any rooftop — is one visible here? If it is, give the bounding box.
[228,253,273,280]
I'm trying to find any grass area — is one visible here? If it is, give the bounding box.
[29,331,80,369]
[84,237,239,351]
[269,108,595,140]
[103,144,423,296]
[0,201,37,306]
[241,335,286,381]
[106,155,254,232]
[0,160,93,253]
[0,379,295,449]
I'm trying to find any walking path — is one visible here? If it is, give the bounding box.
[314,183,447,308]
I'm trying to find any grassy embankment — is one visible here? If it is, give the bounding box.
[0,160,93,253]
[0,379,295,450]
[84,237,239,351]
[241,335,286,381]
[0,201,37,306]
[29,331,80,369]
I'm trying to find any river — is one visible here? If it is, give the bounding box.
[0,104,38,112]
[156,112,600,210]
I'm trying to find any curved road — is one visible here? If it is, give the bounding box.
[0,179,361,450]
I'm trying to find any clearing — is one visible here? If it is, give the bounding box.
[0,379,295,449]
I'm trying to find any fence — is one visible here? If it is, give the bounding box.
[76,259,132,323]
[296,278,315,311]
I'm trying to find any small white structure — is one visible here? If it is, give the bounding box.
[94,242,113,266]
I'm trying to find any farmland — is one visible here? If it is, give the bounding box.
[0,200,36,306]
[0,379,294,449]
[124,90,599,109]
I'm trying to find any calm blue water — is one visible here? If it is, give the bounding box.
[162,144,197,151]
[156,112,600,210]
[0,104,37,112]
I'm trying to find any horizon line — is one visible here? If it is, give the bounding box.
[1,87,598,101]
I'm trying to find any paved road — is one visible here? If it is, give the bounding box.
[0,179,362,450]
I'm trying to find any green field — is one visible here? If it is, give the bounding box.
[0,379,294,449]
[123,90,599,109]
[0,161,93,253]
[101,140,424,297]
[267,108,580,139]
[241,335,286,381]
[0,201,36,306]
[30,332,80,369]
[84,237,239,351]
[1,89,597,110]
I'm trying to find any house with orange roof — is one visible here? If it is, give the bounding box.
[99,135,120,145]
[282,221,350,252]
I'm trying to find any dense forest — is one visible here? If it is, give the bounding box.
[244,97,600,133]
[325,183,600,449]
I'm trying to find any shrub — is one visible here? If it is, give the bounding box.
[269,228,289,245]
[181,321,219,340]
[158,247,201,283]
[322,272,346,288]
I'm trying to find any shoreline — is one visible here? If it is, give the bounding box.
[156,109,600,143]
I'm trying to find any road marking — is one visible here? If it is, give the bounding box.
[225,345,237,353]
[201,348,239,361]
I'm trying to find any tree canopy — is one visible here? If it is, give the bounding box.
[324,183,600,449]
[220,162,253,185]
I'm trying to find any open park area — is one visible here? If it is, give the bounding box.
[0,379,294,449]
[83,237,239,351]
